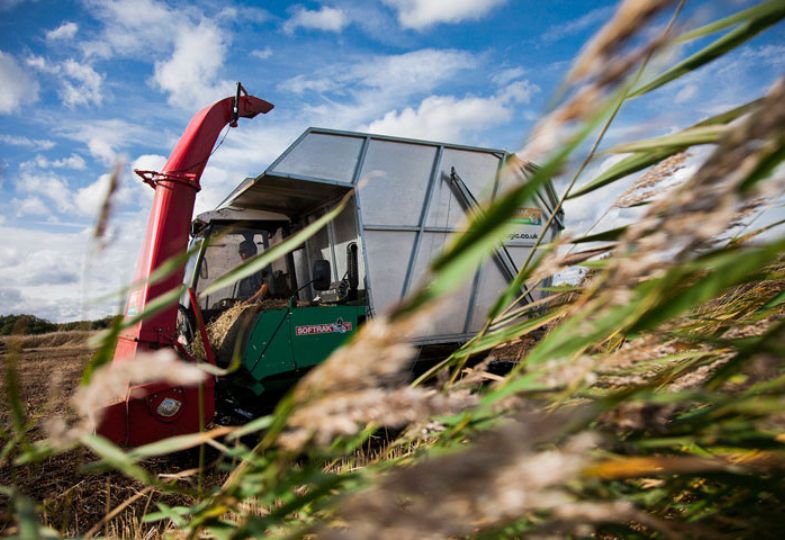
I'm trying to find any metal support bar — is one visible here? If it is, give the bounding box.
[302,216,314,301]
[351,136,374,313]
[306,126,507,156]
[463,267,483,334]
[327,217,339,281]
[464,155,506,333]
[449,168,535,305]
[401,145,444,298]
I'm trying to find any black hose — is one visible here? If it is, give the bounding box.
[347,242,359,293]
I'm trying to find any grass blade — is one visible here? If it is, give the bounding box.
[571,226,628,244]
[632,3,785,97]
[606,125,726,154]
[678,0,785,42]
[569,150,672,198]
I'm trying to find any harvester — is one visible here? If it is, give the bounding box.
[97,85,563,446]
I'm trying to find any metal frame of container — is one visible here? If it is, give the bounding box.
[218,127,564,345]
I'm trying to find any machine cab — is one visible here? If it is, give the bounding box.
[184,208,294,322]
[181,203,364,328]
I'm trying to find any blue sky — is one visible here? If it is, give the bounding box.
[0,0,783,321]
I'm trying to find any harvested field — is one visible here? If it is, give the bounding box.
[0,332,219,537]
[0,331,92,435]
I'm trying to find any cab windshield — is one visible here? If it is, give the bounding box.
[189,223,297,318]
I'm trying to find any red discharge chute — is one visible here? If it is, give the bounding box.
[97,89,273,446]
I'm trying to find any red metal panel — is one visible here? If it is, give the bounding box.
[96,91,272,446]
[122,94,273,355]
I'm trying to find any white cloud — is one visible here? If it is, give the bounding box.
[0,134,55,150]
[0,288,22,306]
[46,21,78,41]
[0,218,147,321]
[0,50,39,114]
[80,1,260,108]
[17,170,75,213]
[0,149,175,320]
[132,153,167,173]
[273,49,541,155]
[8,153,157,240]
[355,49,475,94]
[82,0,243,109]
[21,153,86,170]
[215,5,271,24]
[152,21,233,109]
[382,0,506,29]
[25,54,58,73]
[14,196,50,217]
[278,49,482,137]
[283,5,348,34]
[0,239,69,288]
[280,73,336,95]
[75,155,161,216]
[88,138,116,164]
[20,156,47,170]
[195,165,233,214]
[75,172,113,216]
[56,118,157,165]
[60,59,104,107]
[364,94,511,142]
[360,73,537,143]
[492,67,526,86]
[250,46,273,60]
[27,154,87,171]
[82,0,237,108]
[53,154,87,169]
[675,84,698,104]
[281,48,475,101]
[741,44,785,67]
[498,79,539,104]
[541,5,615,43]
[26,54,104,108]
[81,0,180,59]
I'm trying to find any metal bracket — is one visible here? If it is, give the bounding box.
[230,82,248,128]
[134,169,201,191]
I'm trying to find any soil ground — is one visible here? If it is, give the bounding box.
[0,332,212,537]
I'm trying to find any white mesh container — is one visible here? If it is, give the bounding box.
[219,128,564,345]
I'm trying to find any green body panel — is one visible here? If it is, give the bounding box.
[288,305,365,369]
[244,308,294,383]
[241,304,366,396]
